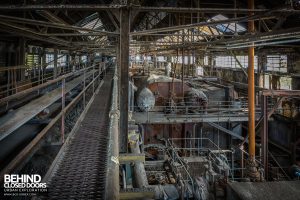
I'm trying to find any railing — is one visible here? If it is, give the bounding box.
[0,61,109,181]
[165,139,194,196]
[133,97,297,122]
[0,62,107,100]
[166,137,266,181]
[0,62,107,103]
[133,100,262,123]
[168,137,233,177]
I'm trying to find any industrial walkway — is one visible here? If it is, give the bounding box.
[44,70,113,199]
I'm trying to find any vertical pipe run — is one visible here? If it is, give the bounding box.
[248,0,255,161]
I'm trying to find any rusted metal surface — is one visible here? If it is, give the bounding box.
[248,0,256,162]
[147,82,189,106]
[262,90,300,96]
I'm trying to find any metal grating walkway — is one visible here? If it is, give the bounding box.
[45,70,113,199]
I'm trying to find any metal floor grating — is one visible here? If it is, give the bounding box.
[44,70,114,199]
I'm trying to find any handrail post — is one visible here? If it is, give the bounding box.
[61,78,65,143]
[92,64,95,92]
[83,69,86,108]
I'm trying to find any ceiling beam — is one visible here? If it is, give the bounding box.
[0,4,298,14]
[0,14,119,35]
[130,14,275,35]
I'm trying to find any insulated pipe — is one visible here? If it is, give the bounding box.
[130,142,149,188]
[248,0,255,161]
[105,66,120,200]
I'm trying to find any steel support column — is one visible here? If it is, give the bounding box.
[120,6,130,152]
[248,0,255,162]
[54,48,58,79]
[181,48,184,96]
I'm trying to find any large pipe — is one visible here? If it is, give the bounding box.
[130,142,149,188]
[248,0,255,161]
[105,66,120,200]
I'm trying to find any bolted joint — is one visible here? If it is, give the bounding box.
[113,75,118,81]
[109,109,120,119]
[246,159,263,182]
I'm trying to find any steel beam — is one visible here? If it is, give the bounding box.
[0,4,122,11]
[0,14,119,35]
[1,5,298,15]
[262,90,300,96]
[207,122,245,141]
[133,6,299,14]
[0,22,71,46]
[119,7,130,152]
[130,15,273,35]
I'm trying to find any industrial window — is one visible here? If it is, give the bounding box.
[211,14,246,33]
[266,55,287,72]
[215,56,258,69]
[78,13,104,40]
[264,75,292,89]
[46,54,54,68]
[173,56,194,64]
[81,55,87,63]
[280,77,292,89]
[157,56,165,62]
[26,54,39,68]
[204,56,209,66]
[58,54,67,67]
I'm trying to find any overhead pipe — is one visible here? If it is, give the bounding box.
[227,38,300,49]
[130,142,149,188]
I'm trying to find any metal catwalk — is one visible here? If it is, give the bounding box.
[44,69,113,199]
